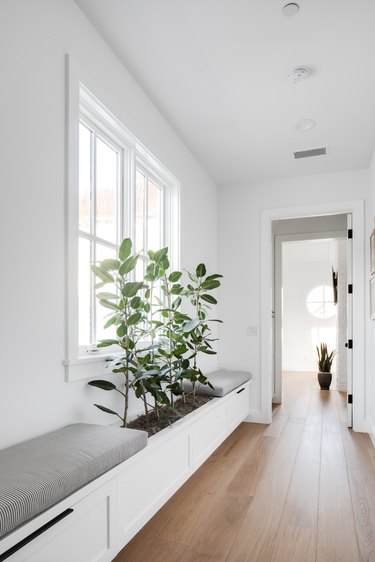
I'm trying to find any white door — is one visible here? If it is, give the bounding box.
[346,213,353,427]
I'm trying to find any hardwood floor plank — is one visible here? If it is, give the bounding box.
[316,392,360,562]
[188,492,252,560]
[270,524,316,562]
[113,537,192,562]
[225,434,277,497]
[227,420,304,561]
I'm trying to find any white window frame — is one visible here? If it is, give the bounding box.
[65,56,180,381]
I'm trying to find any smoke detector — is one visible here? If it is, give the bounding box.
[288,67,310,84]
[295,119,316,132]
[282,3,300,17]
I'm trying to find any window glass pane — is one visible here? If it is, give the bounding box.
[78,237,91,346]
[135,170,145,253]
[95,244,117,343]
[96,136,118,244]
[147,179,162,251]
[306,285,336,319]
[135,170,147,253]
[79,123,91,233]
[135,258,144,283]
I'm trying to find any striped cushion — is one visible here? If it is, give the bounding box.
[0,424,147,538]
[183,369,251,397]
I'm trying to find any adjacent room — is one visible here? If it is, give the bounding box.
[1,1,375,561]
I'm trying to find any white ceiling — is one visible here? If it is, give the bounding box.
[74,0,375,186]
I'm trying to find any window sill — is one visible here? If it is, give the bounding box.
[64,354,117,382]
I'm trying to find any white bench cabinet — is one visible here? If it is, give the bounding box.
[0,381,251,562]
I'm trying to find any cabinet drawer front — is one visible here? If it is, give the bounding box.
[226,384,250,430]
[190,403,227,467]
[6,481,116,562]
[118,431,190,538]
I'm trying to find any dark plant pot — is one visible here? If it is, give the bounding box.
[318,371,332,390]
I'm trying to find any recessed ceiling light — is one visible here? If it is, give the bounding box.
[288,67,310,84]
[282,3,300,17]
[296,119,316,132]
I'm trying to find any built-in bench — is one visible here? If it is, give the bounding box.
[0,424,147,540]
[0,370,251,562]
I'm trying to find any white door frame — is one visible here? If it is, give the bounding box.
[260,199,366,432]
[273,229,347,405]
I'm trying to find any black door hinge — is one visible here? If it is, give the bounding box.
[348,228,353,239]
[348,284,353,294]
[345,339,353,349]
[348,394,353,404]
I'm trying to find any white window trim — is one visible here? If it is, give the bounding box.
[65,55,180,382]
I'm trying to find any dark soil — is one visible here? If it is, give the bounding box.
[127,394,213,437]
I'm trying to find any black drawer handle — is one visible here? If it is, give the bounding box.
[236,387,245,394]
[0,508,74,561]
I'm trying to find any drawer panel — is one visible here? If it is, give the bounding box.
[6,480,116,562]
[226,384,250,431]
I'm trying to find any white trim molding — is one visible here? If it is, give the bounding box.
[260,200,367,432]
[64,54,180,382]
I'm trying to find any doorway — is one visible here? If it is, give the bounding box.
[273,227,349,422]
[260,200,365,432]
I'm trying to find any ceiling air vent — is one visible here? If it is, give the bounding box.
[293,146,328,159]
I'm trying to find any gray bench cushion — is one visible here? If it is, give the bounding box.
[184,369,251,397]
[0,423,147,538]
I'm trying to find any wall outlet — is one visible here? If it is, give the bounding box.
[246,325,258,336]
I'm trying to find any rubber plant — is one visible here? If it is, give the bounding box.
[88,238,222,428]
[88,238,149,427]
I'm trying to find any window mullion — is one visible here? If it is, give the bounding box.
[144,175,148,257]
[90,130,97,348]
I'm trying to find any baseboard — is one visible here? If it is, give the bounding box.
[368,419,375,449]
[244,409,270,424]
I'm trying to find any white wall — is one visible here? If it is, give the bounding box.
[282,239,337,372]
[0,0,218,448]
[218,169,369,421]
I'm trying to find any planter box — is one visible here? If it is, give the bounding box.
[0,381,250,562]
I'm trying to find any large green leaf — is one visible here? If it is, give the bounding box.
[128,311,142,325]
[104,316,118,329]
[172,296,182,310]
[99,299,120,311]
[205,274,223,281]
[117,323,127,337]
[101,259,120,271]
[201,279,220,290]
[122,282,143,298]
[183,318,201,333]
[196,263,206,278]
[91,265,114,284]
[96,292,119,300]
[169,271,182,282]
[153,247,168,263]
[119,255,138,276]
[94,404,123,421]
[88,380,117,391]
[97,339,118,347]
[119,238,132,261]
[170,284,184,295]
[201,294,217,304]
[188,271,197,283]
[130,296,141,309]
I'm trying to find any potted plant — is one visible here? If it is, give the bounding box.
[316,342,336,390]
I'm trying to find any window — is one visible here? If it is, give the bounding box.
[306,285,336,319]
[66,75,179,381]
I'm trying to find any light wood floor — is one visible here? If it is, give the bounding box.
[114,372,375,562]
